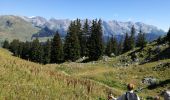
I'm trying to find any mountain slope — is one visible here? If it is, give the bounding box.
[23,16,165,41]
[0,15,40,42]
[0,48,121,99]
[0,15,166,43]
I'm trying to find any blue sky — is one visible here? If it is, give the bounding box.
[0,0,170,31]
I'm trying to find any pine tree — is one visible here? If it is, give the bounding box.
[157,36,162,44]
[51,32,63,63]
[105,38,112,56]
[17,42,24,57]
[136,30,147,48]
[74,19,87,57]
[123,33,131,53]
[129,25,136,50]
[80,19,89,57]
[21,41,31,60]
[75,19,82,34]
[167,28,170,45]
[110,36,118,56]
[117,38,123,55]
[88,19,104,60]
[9,39,20,56]
[2,40,10,49]
[43,39,51,64]
[105,36,118,57]
[64,21,80,61]
[30,38,44,63]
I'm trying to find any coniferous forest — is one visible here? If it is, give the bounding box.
[3,18,164,64]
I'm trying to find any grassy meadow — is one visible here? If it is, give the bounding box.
[0,42,170,100]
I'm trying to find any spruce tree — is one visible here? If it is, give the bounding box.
[21,41,31,60]
[88,19,104,60]
[97,19,104,56]
[64,21,80,61]
[43,39,51,64]
[123,33,131,53]
[17,42,24,57]
[105,38,112,56]
[51,32,63,63]
[105,36,118,57]
[110,36,118,56]
[157,36,162,44]
[136,30,147,48]
[81,19,89,57]
[117,38,123,55]
[30,38,44,63]
[129,25,136,50]
[9,39,20,56]
[167,28,170,45]
[3,40,10,49]
[74,19,87,57]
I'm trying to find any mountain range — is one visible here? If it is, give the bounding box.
[0,15,166,42]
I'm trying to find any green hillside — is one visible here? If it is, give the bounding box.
[0,48,121,99]
[0,15,39,42]
[0,41,169,99]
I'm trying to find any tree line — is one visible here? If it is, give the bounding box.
[2,19,151,64]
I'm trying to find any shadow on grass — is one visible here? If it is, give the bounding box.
[128,48,143,56]
[147,79,170,90]
[80,58,99,63]
[149,47,170,63]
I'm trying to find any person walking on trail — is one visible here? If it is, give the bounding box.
[164,87,170,100]
[108,83,140,100]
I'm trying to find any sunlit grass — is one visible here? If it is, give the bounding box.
[0,41,170,99]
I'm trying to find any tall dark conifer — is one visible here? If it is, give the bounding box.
[30,38,44,63]
[129,25,136,49]
[123,33,131,53]
[2,40,10,49]
[17,42,24,57]
[117,38,123,55]
[9,39,20,56]
[64,21,80,61]
[105,38,112,56]
[81,19,89,57]
[88,19,103,60]
[105,36,118,56]
[167,28,170,45]
[111,36,118,56]
[51,32,63,63]
[136,30,147,48]
[21,41,31,60]
[43,39,51,64]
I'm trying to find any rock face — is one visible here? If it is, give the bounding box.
[142,77,158,85]
[0,15,166,42]
[21,16,165,41]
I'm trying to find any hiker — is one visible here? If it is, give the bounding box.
[164,87,170,100]
[108,83,140,100]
